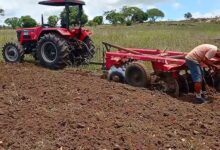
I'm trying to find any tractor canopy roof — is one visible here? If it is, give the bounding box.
[38,0,85,6]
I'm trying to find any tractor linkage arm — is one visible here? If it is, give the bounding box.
[102,42,142,55]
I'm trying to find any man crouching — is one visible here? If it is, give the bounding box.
[185,44,220,104]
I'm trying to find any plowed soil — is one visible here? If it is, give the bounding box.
[0,62,220,150]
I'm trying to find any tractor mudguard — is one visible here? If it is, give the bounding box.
[39,28,72,38]
[78,29,92,41]
[56,28,72,36]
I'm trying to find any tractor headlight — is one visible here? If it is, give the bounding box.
[22,30,34,39]
[23,30,29,36]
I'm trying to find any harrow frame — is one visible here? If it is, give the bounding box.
[103,42,220,96]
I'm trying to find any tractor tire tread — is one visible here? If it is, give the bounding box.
[36,33,70,70]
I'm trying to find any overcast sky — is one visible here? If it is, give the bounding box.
[0,0,220,24]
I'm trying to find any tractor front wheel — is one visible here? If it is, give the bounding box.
[37,34,70,70]
[2,42,24,63]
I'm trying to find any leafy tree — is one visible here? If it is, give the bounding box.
[20,16,37,28]
[93,16,103,25]
[104,10,125,25]
[184,12,192,20]
[126,20,132,26]
[87,20,98,27]
[60,7,88,26]
[122,6,148,23]
[4,17,21,29]
[104,10,116,24]
[48,15,59,27]
[147,8,165,22]
[116,13,125,24]
[0,8,4,16]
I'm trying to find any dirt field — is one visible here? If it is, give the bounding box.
[0,62,220,150]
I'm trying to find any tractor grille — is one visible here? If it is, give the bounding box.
[16,31,21,41]
[23,35,31,39]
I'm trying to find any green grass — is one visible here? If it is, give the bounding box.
[90,22,220,51]
[0,29,17,47]
[1,22,220,71]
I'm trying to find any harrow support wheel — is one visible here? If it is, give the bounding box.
[108,71,125,83]
[184,74,194,93]
[107,66,125,83]
[178,75,190,94]
[214,73,220,92]
[2,42,24,63]
[36,34,70,70]
[204,70,215,87]
[215,81,220,92]
[125,62,151,87]
[160,76,180,97]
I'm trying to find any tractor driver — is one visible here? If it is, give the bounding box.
[185,44,220,104]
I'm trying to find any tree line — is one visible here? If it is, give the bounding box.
[1,6,166,28]
[0,6,194,29]
[88,7,166,26]
[101,7,165,26]
[0,8,38,29]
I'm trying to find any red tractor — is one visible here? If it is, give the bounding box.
[2,0,95,69]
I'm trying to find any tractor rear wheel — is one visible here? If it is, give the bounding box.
[83,37,95,57]
[125,62,151,87]
[79,37,95,64]
[36,34,70,70]
[2,42,24,63]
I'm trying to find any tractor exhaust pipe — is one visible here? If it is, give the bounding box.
[65,0,70,30]
[41,14,44,26]
[102,42,142,55]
